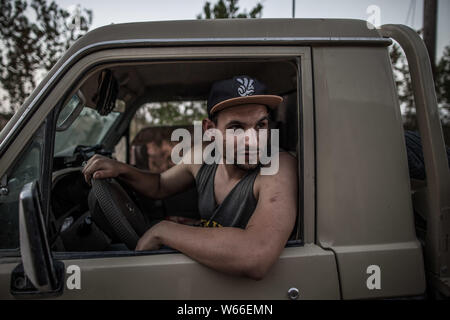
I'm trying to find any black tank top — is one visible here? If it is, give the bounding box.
[195,163,259,229]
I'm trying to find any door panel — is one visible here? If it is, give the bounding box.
[313,46,426,299]
[56,244,339,299]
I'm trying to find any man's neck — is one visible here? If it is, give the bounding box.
[219,162,247,181]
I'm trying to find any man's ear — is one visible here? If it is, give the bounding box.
[203,118,216,131]
[203,118,216,140]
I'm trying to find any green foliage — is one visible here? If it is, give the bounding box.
[138,101,208,126]
[130,101,207,140]
[0,0,92,112]
[196,0,263,19]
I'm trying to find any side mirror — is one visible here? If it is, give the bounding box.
[10,181,64,298]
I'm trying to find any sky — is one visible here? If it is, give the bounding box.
[54,0,450,58]
[1,0,449,113]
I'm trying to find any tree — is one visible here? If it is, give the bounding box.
[390,36,450,125]
[0,0,92,112]
[197,0,263,19]
[133,0,264,128]
[390,42,416,127]
[435,45,450,125]
[130,101,208,140]
[390,39,450,146]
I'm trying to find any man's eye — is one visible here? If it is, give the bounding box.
[256,122,267,129]
[229,125,242,130]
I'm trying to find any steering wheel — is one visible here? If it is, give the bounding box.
[88,177,150,250]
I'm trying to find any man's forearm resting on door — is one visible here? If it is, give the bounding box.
[135,153,298,281]
[135,220,288,280]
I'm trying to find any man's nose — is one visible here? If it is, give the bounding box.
[244,128,258,148]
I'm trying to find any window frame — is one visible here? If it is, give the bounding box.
[0,114,51,256]
[1,45,315,261]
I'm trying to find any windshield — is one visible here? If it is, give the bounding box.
[54,106,120,157]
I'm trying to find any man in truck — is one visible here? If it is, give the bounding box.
[82,75,298,280]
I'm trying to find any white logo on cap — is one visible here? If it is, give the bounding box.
[236,78,255,96]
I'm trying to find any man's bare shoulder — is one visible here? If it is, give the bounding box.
[261,151,297,179]
[278,151,297,171]
[254,151,298,198]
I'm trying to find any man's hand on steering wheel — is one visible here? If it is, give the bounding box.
[82,154,126,185]
[83,153,164,250]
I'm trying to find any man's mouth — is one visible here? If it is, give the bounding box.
[237,150,259,155]
[237,153,258,159]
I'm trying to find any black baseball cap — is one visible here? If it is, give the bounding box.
[207,75,283,117]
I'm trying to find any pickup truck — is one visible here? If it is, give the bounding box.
[0,18,449,300]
